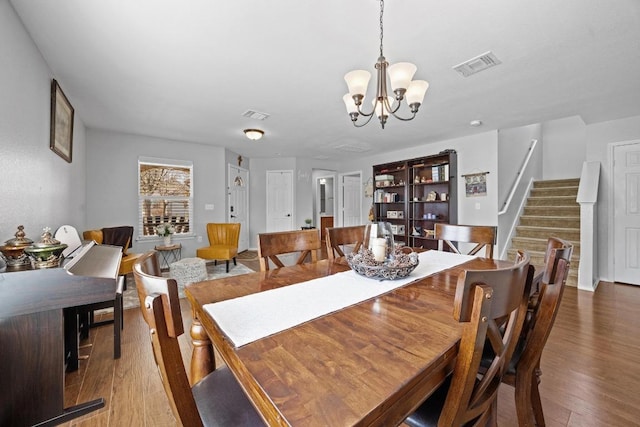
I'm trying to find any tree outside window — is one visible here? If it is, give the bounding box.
[138,158,193,237]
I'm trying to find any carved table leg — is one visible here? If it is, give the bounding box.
[189,316,215,385]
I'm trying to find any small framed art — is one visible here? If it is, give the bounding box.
[50,79,74,163]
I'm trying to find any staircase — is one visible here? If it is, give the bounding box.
[507,178,580,286]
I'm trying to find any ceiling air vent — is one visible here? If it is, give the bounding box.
[241,109,270,120]
[453,51,502,77]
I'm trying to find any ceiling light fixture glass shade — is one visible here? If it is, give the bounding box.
[343,0,429,129]
[243,129,264,141]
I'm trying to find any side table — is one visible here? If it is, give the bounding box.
[154,243,182,270]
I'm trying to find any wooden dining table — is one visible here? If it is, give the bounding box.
[185,253,509,426]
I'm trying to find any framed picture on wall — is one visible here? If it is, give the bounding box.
[50,79,74,163]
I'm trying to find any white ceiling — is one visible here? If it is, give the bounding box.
[10,0,640,161]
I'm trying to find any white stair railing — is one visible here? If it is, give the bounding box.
[497,139,539,259]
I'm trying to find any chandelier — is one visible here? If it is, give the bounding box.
[343,0,429,129]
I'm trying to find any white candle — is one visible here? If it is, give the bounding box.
[370,237,387,262]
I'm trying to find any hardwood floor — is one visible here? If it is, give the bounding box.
[63,266,640,426]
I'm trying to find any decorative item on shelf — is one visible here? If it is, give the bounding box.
[426,191,438,201]
[23,227,67,269]
[411,226,423,236]
[342,0,429,129]
[414,176,421,184]
[440,192,448,201]
[0,225,34,269]
[155,222,175,246]
[346,247,419,280]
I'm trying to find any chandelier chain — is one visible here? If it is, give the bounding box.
[379,0,384,57]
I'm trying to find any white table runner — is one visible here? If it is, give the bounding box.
[205,251,475,347]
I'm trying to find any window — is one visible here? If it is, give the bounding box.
[138,157,193,238]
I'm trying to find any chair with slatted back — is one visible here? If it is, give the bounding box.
[257,229,321,271]
[503,237,573,427]
[133,251,263,427]
[325,225,366,261]
[435,223,497,259]
[404,252,531,427]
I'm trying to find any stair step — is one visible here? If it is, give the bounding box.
[506,249,579,287]
[530,187,579,197]
[533,179,580,188]
[527,196,579,207]
[523,206,580,216]
[515,226,580,241]
[511,237,581,256]
[519,216,580,228]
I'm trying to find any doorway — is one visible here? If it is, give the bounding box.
[266,170,294,231]
[613,140,640,285]
[315,174,336,236]
[228,165,249,252]
[339,171,362,226]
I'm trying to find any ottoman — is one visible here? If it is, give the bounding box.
[169,257,208,293]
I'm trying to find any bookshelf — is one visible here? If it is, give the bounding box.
[373,150,457,249]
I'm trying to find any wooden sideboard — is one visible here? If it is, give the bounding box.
[0,244,121,426]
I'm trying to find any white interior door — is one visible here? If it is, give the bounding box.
[341,173,362,226]
[266,170,294,231]
[614,141,640,285]
[228,165,249,252]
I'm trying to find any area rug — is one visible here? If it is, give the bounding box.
[122,262,255,310]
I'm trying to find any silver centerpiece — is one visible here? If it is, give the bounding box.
[0,225,34,269]
[23,227,67,269]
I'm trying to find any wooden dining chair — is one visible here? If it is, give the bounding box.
[503,237,573,427]
[404,252,531,427]
[325,225,366,260]
[133,251,263,426]
[257,229,321,271]
[434,223,497,259]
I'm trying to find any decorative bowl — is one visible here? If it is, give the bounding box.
[22,227,67,269]
[24,243,68,269]
[346,248,419,280]
[0,225,34,268]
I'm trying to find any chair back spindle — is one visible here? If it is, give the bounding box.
[325,225,366,260]
[257,229,321,271]
[435,223,497,259]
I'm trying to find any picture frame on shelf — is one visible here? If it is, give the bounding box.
[50,79,74,163]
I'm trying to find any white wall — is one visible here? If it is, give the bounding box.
[586,115,640,281]
[496,124,543,257]
[497,124,543,206]
[541,116,586,179]
[0,1,87,241]
[337,132,500,229]
[86,129,227,258]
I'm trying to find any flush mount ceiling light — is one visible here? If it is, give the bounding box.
[243,129,264,141]
[343,0,429,129]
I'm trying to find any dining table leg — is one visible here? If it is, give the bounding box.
[189,317,215,385]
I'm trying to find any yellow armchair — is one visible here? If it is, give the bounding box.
[83,227,141,277]
[196,223,240,272]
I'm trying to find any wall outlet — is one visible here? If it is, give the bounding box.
[475,202,481,210]
[204,204,214,210]
[197,235,203,242]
